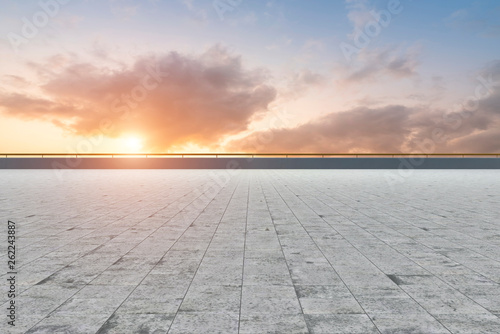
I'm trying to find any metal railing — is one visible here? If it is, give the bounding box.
[1,153,499,158]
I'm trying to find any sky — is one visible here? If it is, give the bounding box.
[0,0,499,153]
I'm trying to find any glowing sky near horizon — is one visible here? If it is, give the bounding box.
[0,0,499,153]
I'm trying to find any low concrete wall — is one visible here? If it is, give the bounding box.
[1,157,500,169]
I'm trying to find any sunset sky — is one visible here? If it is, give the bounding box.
[0,0,499,153]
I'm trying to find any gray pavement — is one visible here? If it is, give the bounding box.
[1,169,500,333]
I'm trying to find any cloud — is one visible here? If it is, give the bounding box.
[282,69,326,99]
[181,0,208,22]
[109,0,140,20]
[406,60,500,152]
[265,36,292,51]
[0,93,80,120]
[53,14,84,29]
[227,98,500,153]
[1,46,498,153]
[227,105,414,153]
[342,45,420,83]
[228,61,500,153]
[445,8,500,38]
[449,128,500,152]
[345,0,372,33]
[0,46,277,151]
[2,75,31,88]
[241,12,258,24]
[302,39,325,51]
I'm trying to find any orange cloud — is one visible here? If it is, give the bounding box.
[0,46,276,151]
[227,105,415,153]
[1,51,499,153]
[228,83,500,154]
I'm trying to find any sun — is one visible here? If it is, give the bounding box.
[122,136,143,153]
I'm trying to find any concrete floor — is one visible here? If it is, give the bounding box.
[1,169,500,334]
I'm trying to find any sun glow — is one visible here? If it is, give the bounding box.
[122,136,144,153]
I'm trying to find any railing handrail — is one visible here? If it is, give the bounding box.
[1,153,500,158]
